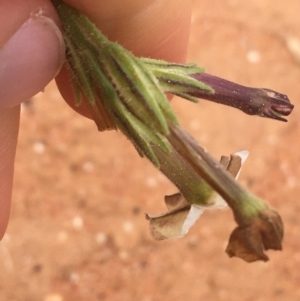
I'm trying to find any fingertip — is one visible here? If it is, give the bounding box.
[0,15,65,109]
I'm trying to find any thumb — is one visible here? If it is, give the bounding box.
[0,0,64,239]
[0,0,65,109]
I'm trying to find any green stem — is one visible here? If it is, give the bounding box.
[170,126,267,224]
[153,144,214,205]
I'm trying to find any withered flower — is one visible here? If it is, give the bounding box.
[226,208,283,262]
[146,151,248,240]
[52,0,292,262]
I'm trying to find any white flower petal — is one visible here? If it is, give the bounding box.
[180,205,205,237]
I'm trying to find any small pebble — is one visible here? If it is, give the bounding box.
[44,294,63,301]
[286,36,300,62]
[72,216,83,230]
[122,221,134,233]
[95,232,107,245]
[32,141,45,154]
[246,50,261,63]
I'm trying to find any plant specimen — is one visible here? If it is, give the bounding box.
[52,0,294,262]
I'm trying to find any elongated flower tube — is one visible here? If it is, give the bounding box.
[190,73,293,121]
[52,0,292,262]
[143,59,294,122]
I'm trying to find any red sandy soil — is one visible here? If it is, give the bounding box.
[1,0,300,300]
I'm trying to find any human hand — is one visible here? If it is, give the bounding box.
[0,0,192,239]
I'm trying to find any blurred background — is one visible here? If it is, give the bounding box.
[1,0,300,300]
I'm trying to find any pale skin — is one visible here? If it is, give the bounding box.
[0,0,192,239]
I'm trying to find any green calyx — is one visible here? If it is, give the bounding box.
[53,0,180,166]
[142,58,214,102]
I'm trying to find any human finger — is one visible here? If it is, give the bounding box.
[0,0,65,239]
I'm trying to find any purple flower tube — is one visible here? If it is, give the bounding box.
[190,73,294,121]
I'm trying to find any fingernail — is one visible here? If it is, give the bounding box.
[0,15,65,108]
